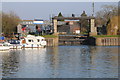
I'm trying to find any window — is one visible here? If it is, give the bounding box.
[28,40,33,42]
[41,39,45,41]
[37,39,40,42]
[26,22,28,24]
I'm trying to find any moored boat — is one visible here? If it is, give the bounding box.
[20,35,47,48]
[7,39,22,49]
[0,42,11,51]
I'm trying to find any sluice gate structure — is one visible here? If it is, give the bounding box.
[59,35,89,46]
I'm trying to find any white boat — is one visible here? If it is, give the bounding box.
[0,42,11,51]
[20,35,47,48]
[10,44,22,49]
[8,40,22,49]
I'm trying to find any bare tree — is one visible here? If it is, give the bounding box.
[96,4,118,26]
[2,11,21,36]
[95,4,118,35]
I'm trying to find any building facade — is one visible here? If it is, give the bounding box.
[17,19,53,35]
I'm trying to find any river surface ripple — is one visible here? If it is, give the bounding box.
[0,46,118,78]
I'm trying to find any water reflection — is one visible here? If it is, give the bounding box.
[2,50,20,78]
[1,46,118,78]
[89,46,118,78]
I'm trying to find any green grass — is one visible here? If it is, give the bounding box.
[92,35,120,38]
[42,35,58,38]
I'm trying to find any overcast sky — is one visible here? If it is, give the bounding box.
[1,2,118,20]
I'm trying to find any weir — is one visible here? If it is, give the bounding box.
[59,35,88,45]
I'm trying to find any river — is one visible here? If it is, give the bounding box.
[0,46,118,78]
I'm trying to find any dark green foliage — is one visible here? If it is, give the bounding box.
[81,11,87,17]
[58,12,63,17]
[58,12,64,21]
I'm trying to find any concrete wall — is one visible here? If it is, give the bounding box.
[45,36,120,46]
[96,37,120,46]
[45,37,58,47]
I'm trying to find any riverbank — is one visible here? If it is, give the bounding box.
[88,35,120,46]
[42,35,58,47]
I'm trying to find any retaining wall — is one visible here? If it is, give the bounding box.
[45,37,58,47]
[96,37,120,46]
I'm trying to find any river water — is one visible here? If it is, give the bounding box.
[0,46,118,78]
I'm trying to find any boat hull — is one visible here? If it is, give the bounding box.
[22,44,45,48]
[10,45,22,49]
[0,46,10,51]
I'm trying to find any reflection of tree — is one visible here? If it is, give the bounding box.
[87,46,97,65]
[49,47,59,77]
[50,47,59,68]
[88,46,118,77]
[2,51,20,77]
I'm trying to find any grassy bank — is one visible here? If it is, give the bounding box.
[42,35,58,38]
[92,35,120,38]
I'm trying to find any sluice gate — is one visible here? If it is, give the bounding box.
[59,35,88,45]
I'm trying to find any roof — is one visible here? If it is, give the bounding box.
[22,20,33,21]
[34,19,43,21]
[52,16,95,20]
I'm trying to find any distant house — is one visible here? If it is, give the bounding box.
[19,19,44,33]
[33,19,43,24]
[18,19,53,35]
[21,20,34,25]
[57,20,81,34]
[20,20,36,33]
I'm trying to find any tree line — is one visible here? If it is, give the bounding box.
[0,4,119,36]
[95,4,119,35]
[1,11,21,36]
